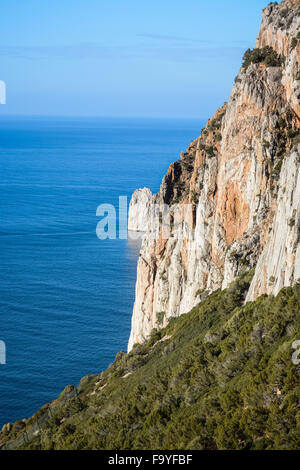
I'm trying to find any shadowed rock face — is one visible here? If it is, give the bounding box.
[128,0,300,351]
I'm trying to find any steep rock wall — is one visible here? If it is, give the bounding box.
[128,0,300,351]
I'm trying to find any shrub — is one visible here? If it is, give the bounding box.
[242,47,284,70]
[288,218,295,228]
[291,37,298,50]
[206,146,216,158]
[272,159,283,179]
[280,8,288,18]
[156,311,165,326]
[269,276,276,285]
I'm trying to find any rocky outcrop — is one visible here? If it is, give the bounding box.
[128,188,153,232]
[128,0,300,351]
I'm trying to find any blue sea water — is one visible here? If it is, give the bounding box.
[0,116,205,427]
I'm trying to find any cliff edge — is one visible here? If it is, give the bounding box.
[128,0,300,350]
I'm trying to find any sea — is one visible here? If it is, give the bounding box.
[0,115,205,426]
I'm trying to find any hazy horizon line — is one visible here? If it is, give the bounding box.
[0,112,209,121]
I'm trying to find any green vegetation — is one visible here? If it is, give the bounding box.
[288,218,296,228]
[199,144,217,159]
[1,271,299,450]
[291,38,297,50]
[242,47,284,70]
[190,190,199,205]
[272,159,283,179]
[207,108,226,134]
[269,276,276,286]
[206,146,216,158]
[181,160,194,172]
[270,108,298,188]
[280,8,288,19]
[195,288,209,299]
[291,33,300,50]
[156,311,165,326]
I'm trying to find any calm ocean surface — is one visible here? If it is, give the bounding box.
[0,116,205,426]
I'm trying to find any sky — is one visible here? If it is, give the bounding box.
[0,0,270,118]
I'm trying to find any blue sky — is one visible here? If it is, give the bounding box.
[0,0,269,118]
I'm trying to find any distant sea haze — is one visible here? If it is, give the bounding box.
[0,115,205,426]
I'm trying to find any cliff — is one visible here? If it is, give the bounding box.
[128,0,300,351]
[128,188,153,232]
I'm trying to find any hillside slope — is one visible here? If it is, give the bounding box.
[1,274,299,450]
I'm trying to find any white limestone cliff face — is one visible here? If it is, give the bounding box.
[246,148,300,300]
[128,0,300,351]
[128,188,153,232]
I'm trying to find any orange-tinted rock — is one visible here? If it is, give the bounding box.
[128,0,300,351]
